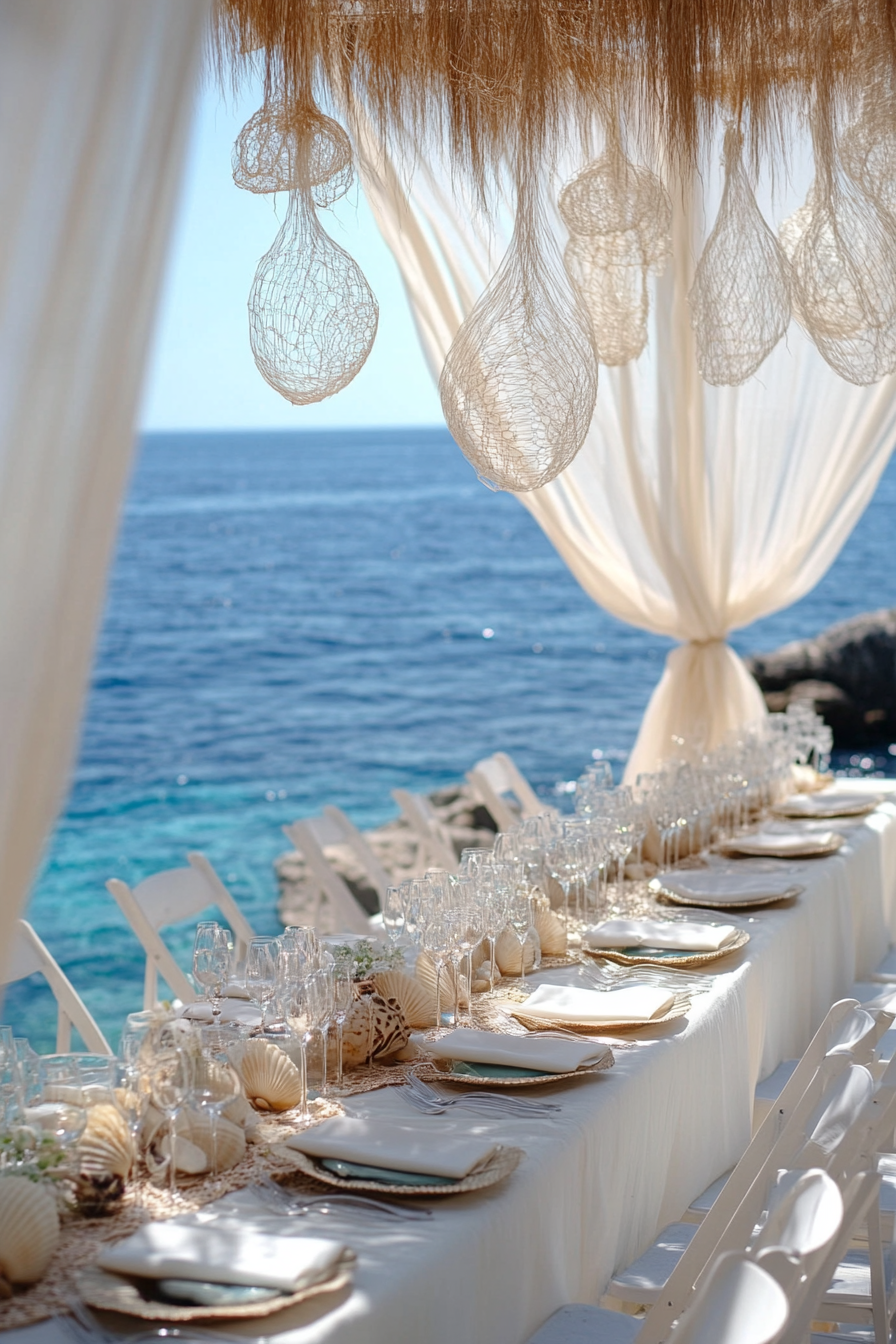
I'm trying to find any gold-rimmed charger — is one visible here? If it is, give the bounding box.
[415,1052,614,1088]
[771,793,883,820]
[584,927,750,969]
[714,832,843,860]
[275,1143,524,1197]
[75,1258,354,1322]
[649,877,804,910]
[508,1000,690,1034]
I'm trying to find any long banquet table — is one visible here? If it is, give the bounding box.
[9,782,896,1344]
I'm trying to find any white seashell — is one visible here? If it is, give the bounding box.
[79,1103,134,1179]
[160,1134,208,1175]
[415,952,469,1009]
[534,908,567,957]
[471,977,490,994]
[495,925,536,976]
[229,1039,304,1112]
[146,1108,246,1172]
[0,1177,60,1287]
[223,1095,254,1128]
[372,970,437,1029]
[341,993,410,1067]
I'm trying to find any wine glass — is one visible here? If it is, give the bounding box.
[284,979,313,1122]
[421,910,452,1033]
[148,1044,194,1198]
[382,886,406,947]
[190,1052,241,1179]
[194,929,231,1040]
[330,961,355,1095]
[246,938,277,1030]
[34,1056,87,1150]
[304,968,334,1096]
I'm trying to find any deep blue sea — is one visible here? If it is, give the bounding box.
[10,427,896,1051]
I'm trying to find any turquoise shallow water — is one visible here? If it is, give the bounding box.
[9,427,896,1051]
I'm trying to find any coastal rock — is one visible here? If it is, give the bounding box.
[745,607,896,745]
[276,781,497,930]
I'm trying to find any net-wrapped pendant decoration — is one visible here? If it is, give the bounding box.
[559,137,671,365]
[779,146,896,384]
[249,186,378,405]
[564,230,649,366]
[688,127,791,385]
[439,201,598,492]
[232,102,353,206]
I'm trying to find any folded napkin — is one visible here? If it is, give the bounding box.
[425,1028,610,1074]
[519,982,674,1025]
[584,918,738,953]
[98,1222,345,1293]
[285,1116,499,1180]
[180,999,261,1027]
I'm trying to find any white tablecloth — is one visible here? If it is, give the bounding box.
[7,783,896,1344]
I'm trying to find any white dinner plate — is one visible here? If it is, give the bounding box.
[771,792,883,820]
[715,830,844,860]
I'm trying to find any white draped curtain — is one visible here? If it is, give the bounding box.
[0,0,209,976]
[354,123,896,781]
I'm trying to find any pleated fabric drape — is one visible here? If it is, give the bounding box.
[0,0,209,978]
[353,121,896,780]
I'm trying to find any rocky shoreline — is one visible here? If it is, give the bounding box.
[745,606,896,746]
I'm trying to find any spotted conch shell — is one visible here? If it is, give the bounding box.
[495,925,536,976]
[229,1039,304,1112]
[534,908,568,957]
[79,1102,135,1179]
[372,970,437,1029]
[341,992,410,1067]
[0,1177,60,1290]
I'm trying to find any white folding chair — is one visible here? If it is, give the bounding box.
[686,1002,892,1226]
[106,852,256,1010]
[322,806,392,907]
[607,1057,875,1314]
[390,788,459,872]
[3,920,111,1054]
[526,1250,789,1344]
[282,815,381,937]
[465,751,550,833]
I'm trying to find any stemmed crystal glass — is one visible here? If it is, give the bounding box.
[330,959,355,1095]
[193,926,231,1040]
[147,1044,194,1198]
[246,938,278,1031]
[421,909,452,1033]
[306,966,334,1095]
[382,886,406,946]
[190,1050,241,1180]
[284,981,313,1122]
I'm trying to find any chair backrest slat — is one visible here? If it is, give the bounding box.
[283,820,374,936]
[3,921,112,1054]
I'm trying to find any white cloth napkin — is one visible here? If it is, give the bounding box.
[519,983,674,1025]
[98,1222,345,1292]
[180,999,261,1027]
[584,918,739,953]
[285,1116,500,1179]
[424,1028,610,1073]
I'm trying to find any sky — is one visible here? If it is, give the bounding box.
[139,72,443,431]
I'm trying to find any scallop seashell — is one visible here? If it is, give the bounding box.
[0,1177,60,1288]
[372,970,437,1029]
[471,940,489,970]
[535,908,568,957]
[223,1094,254,1128]
[495,925,536,976]
[79,1103,135,1179]
[341,992,410,1067]
[415,952,469,1009]
[229,1039,304,1112]
[146,1108,246,1173]
[471,977,491,994]
[160,1134,209,1176]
